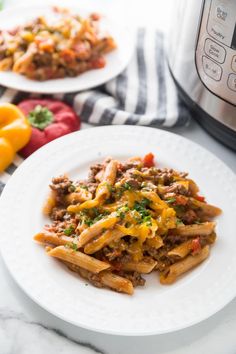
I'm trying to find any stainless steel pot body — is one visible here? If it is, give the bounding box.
[167,0,236,136]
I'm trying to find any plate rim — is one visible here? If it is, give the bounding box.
[0,125,236,336]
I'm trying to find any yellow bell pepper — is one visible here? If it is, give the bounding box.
[0,103,31,172]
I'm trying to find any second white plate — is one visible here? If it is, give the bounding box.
[0,4,134,93]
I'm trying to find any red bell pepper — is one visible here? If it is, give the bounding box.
[143,153,155,168]
[191,237,201,255]
[195,195,205,202]
[18,99,80,157]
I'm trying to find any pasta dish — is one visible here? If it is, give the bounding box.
[34,154,221,295]
[0,7,116,80]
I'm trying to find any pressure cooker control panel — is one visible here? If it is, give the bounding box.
[196,0,236,105]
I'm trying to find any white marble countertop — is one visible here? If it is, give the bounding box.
[1,1,236,353]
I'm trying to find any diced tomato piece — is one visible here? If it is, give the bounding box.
[195,195,205,202]
[112,262,122,271]
[91,56,106,69]
[175,195,188,205]
[143,153,155,168]
[60,49,76,62]
[191,237,201,255]
[90,12,101,21]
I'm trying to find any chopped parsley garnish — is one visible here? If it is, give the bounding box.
[65,242,78,251]
[92,207,100,217]
[64,225,75,236]
[133,198,151,221]
[173,205,186,214]
[166,197,176,204]
[143,215,152,226]
[84,219,94,226]
[80,185,88,190]
[105,183,115,193]
[71,242,78,251]
[123,182,132,190]
[116,205,130,219]
[116,182,134,197]
[68,184,76,193]
[176,218,184,226]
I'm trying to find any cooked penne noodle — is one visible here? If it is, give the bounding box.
[0,57,13,71]
[34,232,76,246]
[13,45,35,73]
[96,160,117,201]
[187,179,199,195]
[175,222,216,236]
[100,271,134,295]
[160,245,210,284]
[120,259,157,273]
[42,191,57,215]
[47,246,110,273]
[65,188,92,205]
[168,240,193,258]
[67,198,99,213]
[77,213,118,248]
[190,198,222,218]
[65,263,133,295]
[84,228,124,254]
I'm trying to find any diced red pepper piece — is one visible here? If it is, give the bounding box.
[143,153,155,168]
[90,12,101,21]
[191,237,201,255]
[91,56,106,69]
[175,195,188,206]
[195,195,205,202]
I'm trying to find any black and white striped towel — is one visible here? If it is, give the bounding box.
[0,29,191,195]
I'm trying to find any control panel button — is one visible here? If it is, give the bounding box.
[202,56,222,81]
[215,3,228,22]
[227,73,236,91]
[232,56,236,73]
[204,38,226,63]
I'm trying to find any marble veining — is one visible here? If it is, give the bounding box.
[0,308,104,354]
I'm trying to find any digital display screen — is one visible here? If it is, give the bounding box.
[231,23,236,50]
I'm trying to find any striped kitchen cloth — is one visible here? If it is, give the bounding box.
[0,28,191,195]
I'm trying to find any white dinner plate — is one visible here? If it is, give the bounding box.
[0,126,236,336]
[0,4,134,93]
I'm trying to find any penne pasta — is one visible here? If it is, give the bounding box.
[84,228,124,254]
[160,245,210,284]
[77,213,118,248]
[95,159,117,201]
[34,231,76,246]
[42,191,57,216]
[67,198,98,213]
[120,259,157,274]
[190,198,222,218]
[168,240,193,258]
[47,246,110,273]
[0,57,13,71]
[175,222,216,236]
[65,263,133,295]
[100,271,134,295]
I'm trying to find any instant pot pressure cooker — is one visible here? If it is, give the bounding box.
[167,0,236,150]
